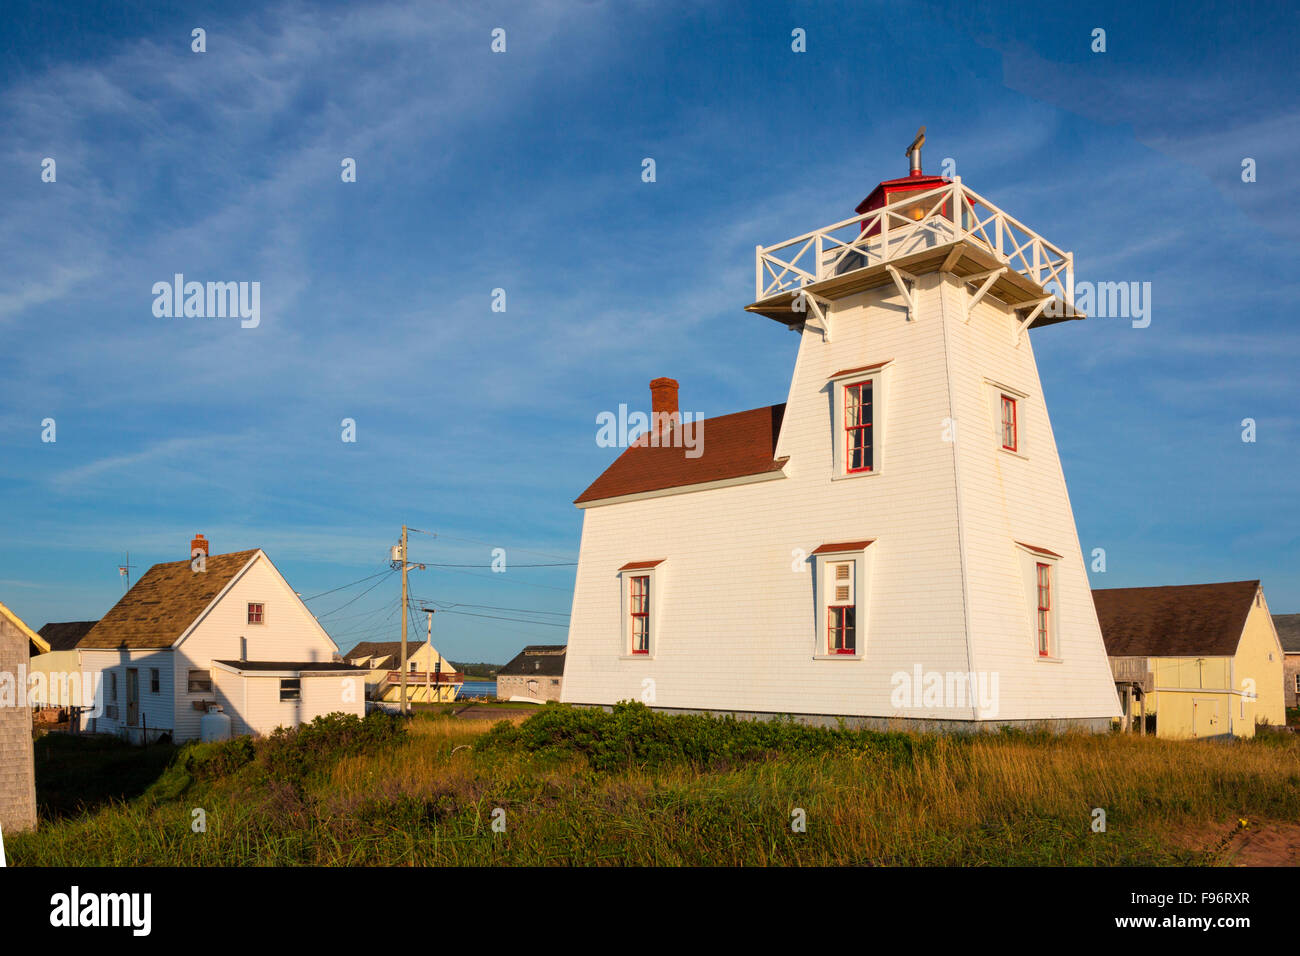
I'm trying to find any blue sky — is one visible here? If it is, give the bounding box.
[2,0,1297,662]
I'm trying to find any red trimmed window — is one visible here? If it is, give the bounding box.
[827,561,856,654]
[845,381,873,473]
[247,602,265,625]
[828,606,855,654]
[629,576,649,654]
[1000,395,1018,451]
[1035,563,1051,657]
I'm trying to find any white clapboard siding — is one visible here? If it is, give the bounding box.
[79,551,343,742]
[562,269,1120,726]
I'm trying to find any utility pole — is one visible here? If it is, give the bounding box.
[391,527,427,715]
[399,525,409,714]
[423,607,435,703]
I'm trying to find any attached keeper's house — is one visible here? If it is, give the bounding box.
[562,134,1121,730]
[77,535,364,742]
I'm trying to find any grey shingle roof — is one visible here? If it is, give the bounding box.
[37,620,98,651]
[1273,614,1300,653]
[499,645,566,677]
[1092,580,1259,657]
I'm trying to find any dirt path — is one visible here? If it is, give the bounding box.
[1183,819,1300,865]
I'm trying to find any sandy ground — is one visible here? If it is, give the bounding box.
[1179,819,1300,866]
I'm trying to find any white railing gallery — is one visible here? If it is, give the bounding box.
[755,177,1074,308]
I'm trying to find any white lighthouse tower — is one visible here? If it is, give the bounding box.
[561,132,1121,730]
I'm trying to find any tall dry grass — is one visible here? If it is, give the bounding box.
[10,711,1298,866]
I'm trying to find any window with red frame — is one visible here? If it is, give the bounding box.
[845,381,873,472]
[1035,563,1051,656]
[828,606,855,654]
[247,602,264,625]
[629,576,649,654]
[1000,395,1018,451]
[827,561,856,654]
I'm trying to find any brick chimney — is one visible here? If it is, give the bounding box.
[191,533,209,558]
[649,377,680,443]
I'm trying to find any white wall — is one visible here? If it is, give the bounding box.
[212,670,364,737]
[78,648,175,738]
[173,554,338,741]
[79,553,340,742]
[562,271,1120,725]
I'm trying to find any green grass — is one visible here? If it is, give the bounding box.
[10,703,1300,866]
[32,733,179,820]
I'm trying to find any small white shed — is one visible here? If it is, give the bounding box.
[209,660,368,737]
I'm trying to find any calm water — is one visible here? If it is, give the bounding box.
[457,680,497,699]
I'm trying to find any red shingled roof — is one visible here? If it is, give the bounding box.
[1092,580,1260,658]
[575,404,787,505]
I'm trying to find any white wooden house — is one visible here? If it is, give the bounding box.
[77,536,365,742]
[562,136,1121,730]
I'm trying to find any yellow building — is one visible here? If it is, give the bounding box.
[1094,580,1285,739]
[342,640,462,704]
[29,621,97,709]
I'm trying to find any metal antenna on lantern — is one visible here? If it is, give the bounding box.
[905,126,926,175]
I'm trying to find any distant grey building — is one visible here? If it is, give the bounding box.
[497,645,566,702]
[1275,614,1300,711]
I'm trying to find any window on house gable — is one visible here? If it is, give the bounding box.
[247,602,265,625]
[630,575,650,654]
[1000,395,1018,452]
[280,678,301,701]
[188,669,212,694]
[1036,562,1052,657]
[845,381,873,473]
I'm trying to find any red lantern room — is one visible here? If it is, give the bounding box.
[854,127,951,235]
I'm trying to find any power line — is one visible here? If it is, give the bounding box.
[411,596,569,617]
[300,568,393,601]
[316,569,397,619]
[436,608,569,628]
[421,561,575,568]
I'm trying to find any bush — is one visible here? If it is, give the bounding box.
[260,711,408,781]
[181,737,257,780]
[480,700,936,771]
